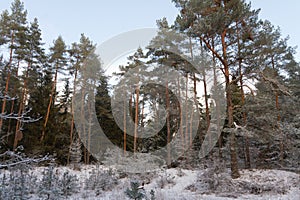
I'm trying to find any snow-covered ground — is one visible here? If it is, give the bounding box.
[1,165,299,199]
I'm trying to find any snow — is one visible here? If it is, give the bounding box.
[1,165,299,199]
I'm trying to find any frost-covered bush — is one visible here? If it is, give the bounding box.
[237,180,288,195]
[195,167,232,193]
[156,171,175,189]
[0,173,10,199]
[188,166,297,198]
[0,167,38,200]
[85,167,118,195]
[10,168,31,200]
[186,161,238,195]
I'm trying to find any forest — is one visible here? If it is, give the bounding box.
[0,0,299,199]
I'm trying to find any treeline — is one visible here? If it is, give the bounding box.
[0,0,299,178]
[0,0,107,165]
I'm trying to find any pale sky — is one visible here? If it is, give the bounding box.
[0,0,299,61]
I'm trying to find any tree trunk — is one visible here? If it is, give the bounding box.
[87,92,93,165]
[189,75,195,147]
[271,57,283,165]
[7,61,20,141]
[189,38,197,147]
[0,32,14,133]
[203,73,210,142]
[213,64,223,159]
[199,40,211,158]
[222,29,240,179]
[177,77,185,153]
[192,74,198,146]
[13,62,30,149]
[166,80,171,165]
[134,71,140,154]
[185,73,189,149]
[141,96,145,128]
[123,93,127,155]
[80,82,87,164]
[211,39,223,159]
[276,91,283,164]
[236,21,251,169]
[68,68,78,165]
[240,69,251,169]
[41,65,58,141]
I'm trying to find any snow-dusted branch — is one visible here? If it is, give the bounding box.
[0,108,41,123]
[0,93,41,124]
[0,150,53,169]
[0,92,18,101]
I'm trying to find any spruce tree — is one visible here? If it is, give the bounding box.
[14,17,46,149]
[125,181,146,200]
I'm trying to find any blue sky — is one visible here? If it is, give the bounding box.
[0,0,299,61]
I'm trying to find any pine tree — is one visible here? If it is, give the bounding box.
[41,36,67,141]
[172,0,264,178]
[68,34,96,164]
[146,21,193,158]
[24,66,52,153]
[0,0,28,138]
[58,171,79,198]
[51,78,72,164]
[80,52,103,164]
[14,17,46,149]
[242,20,298,167]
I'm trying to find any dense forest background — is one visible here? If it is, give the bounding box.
[0,0,299,179]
